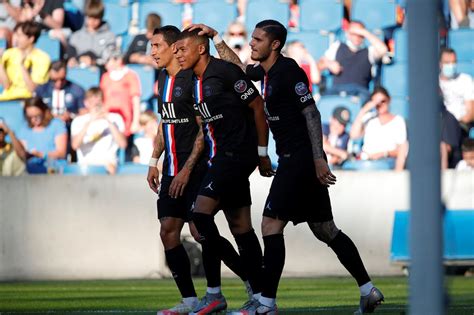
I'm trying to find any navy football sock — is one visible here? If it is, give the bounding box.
[165,244,197,298]
[234,229,263,293]
[261,233,285,299]
[219,236,247,281]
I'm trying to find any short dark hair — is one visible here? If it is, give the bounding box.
[14,21,42,43]
[255,19,287,52]
[462,138,474,152]
[50,60,67,72]
[153,25,181,45]
[85,0,105,19]
[440,47,456,59]
[371,86,391,100]
[146,13,162,32]
[177,28,210,53]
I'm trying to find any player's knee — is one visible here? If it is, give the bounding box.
[309,220,340,244]
[160,225,180,246]
[261,218,285,236]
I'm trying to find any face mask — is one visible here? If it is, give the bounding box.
[228,36,246,49]
[109,67,128,81]
[441,63,457,78]
[346,39,365,51]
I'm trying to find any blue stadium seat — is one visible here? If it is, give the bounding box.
[36,34,61,61]
[0,100,25,133]
[352,0,397,31]
[127,64,155,102]
[457,61,474,77]
[138,1,182,30]
[62,164,109,175]
[390,97,409,119]
[192,0,237,34]
[342,158,395,170]
[120,33,133,52]
[300,0,343,32]
[448,29,474,62]
[316,95,362,125]
[381,63,408,97]
[103,2,131,35]
[286,31,330,60]
[66,66,101,91]
[0,38,6,50]
[393,28,407,62]
[245,0,289,34]
[116,162,149,174]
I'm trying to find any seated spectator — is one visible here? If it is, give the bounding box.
[441,103,463,169]
[322,106,350,168]
[449,0,474,29]
[15,97,68,173]
[350,86,408,171]
[71,87,127,174]
[318,21,388,103]
[0,0,21,48]
[439,48,474,133]
[100,51,141,142]
[0,21,50,101]
[223,21,252,65]
[131,111,158,165]
[124,13,161,66]
[4,0,64,30]
[286,40,321,86]
[67,0,115,67]
[35,60,86,124]
[456,138,474,170]
[0,119,26,176]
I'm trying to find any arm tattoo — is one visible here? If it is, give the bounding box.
[153,123,165,158]
[302,105,325,160]
[183,121,205,171]
[215,41,246,72]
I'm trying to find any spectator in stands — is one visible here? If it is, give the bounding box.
[71,87,127,174]
[449,0,474,29]
[318,21,388,103]
[456,138,474,170]
[350,86,408,171]
[0,21,50,101]
[4,0,64,31]
[223,21,252,65]
[0,119,26,176]
[439,48,474,133]
[35,60,85,124]
[285,40,321,85]
[130,111,158,165]
[16,97,68,173]
[0,0,21,48]
[323,106,350,168]
[441,103,463,169]
[124,13,161,66]
[67,0,115,67]
[100,51,141,149]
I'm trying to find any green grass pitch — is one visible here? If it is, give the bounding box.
[0,276,473,314]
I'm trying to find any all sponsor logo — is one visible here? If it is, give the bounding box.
[295,82,308,96]
[161,102,176,119]
[234,79,248,93]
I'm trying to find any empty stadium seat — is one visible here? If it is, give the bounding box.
[300,0,343,32]
[457,61,474,77]
[138,1,182,30]
[127,64,155,102]
[342,158,395,170]
[381,63,408,97]
[36,34,61,61]
[0,100,25,133]
[393,28,407,62]
[316,95,362,125]
[390,97,409,119]
[62,164,109,175]
[116,162,148,174]
[103,2,131,35]
[192,0,237,34]
[286,31,330,60]
[448,29,474,62]
[245,0,289,34]
[0,38,6,50]
[66,66,101,91]
[352,0,397,31]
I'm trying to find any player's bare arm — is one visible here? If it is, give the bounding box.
[249,96,274,177]
[147,121,165,193]
[169,116,205,198]
[186,23,246,72]
[302,105,336,186]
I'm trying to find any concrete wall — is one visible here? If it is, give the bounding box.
[0,170,472,280]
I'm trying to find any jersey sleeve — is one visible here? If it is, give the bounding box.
[246,64,265,81]
[286,63,315,111]
[225,62,259,106]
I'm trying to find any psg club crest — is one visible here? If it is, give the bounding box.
[204,85,212,97]
[295,82,308,96]
[234,80,248,93]
[174,86,183,97]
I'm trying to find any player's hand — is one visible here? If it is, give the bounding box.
[258,156,275,177]
[147,166,160,194]
[185,23,218,39]
[169,168,191,198]
[314,158,336,186]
